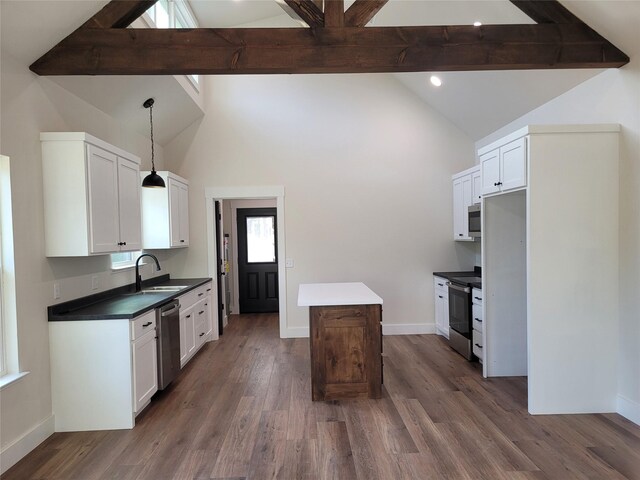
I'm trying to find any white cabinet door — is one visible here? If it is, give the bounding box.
[169,179,182,247]
[453,174,473,241]
[434,281,449,338]
[472,168,482,204]
[500,137,527,192]
[132,329,158,414]
[87,144,120,254]
[117,157,142,252]
[194,299,207,348]
[180,307,196,366]
[204,293,213,337]
[480,148,500,196]
[179,183,189,246]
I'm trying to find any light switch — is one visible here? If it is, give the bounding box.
[91,275,99,290]
[53,283,61,300]
[285,258,294,268]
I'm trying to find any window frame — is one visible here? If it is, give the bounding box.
[110,251,143,270]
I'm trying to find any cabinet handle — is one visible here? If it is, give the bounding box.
[198,293,204,297]
[475,343,483,349]
[180,239,185,243]
[205,303,208,306]
[117,242,123,246]
[437,283,443,287]
[199,310,204,315]
[122,241,127,246]
[438,295,443,299]
[474,297,482,301]
[206,288,212,292]
[186,314,191,318]
[142,322,152,327]
[458,234,463,237]
[199,333,205,337]
[475,318,482,322]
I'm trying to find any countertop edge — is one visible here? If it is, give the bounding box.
[48,277,213,321]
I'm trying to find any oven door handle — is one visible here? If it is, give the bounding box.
[446,282,471,294]
[161,304,181,317]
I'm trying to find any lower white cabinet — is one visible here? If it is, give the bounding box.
[49,310,158,432]
[434,276,449,338]
[132,312,158,414]
[472,287,483,362]
[178,281,214,368]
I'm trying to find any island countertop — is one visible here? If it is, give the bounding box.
[297,282,383,307]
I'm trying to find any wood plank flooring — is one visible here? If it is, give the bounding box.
[3,313,640,479]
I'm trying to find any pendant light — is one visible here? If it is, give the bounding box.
[141,98,166,188]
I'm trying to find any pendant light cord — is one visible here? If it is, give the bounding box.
[149,102,155,171]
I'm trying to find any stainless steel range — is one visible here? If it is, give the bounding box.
[447,276,481,360]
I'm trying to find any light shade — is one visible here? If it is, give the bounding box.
[141,171,166,188]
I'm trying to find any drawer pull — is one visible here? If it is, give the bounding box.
[198,293,204,297]
[199,310,204,315]
[437,283,444,287]
[199,333,205,337]
[475,318,482,322]
[475,343,483,349]
[206,288,212,292]
[474,297,482,301]
[142,322,152,327]
[186,314,191,318]
[438,295,443,299]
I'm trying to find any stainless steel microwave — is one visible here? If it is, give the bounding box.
[468,205,481,238]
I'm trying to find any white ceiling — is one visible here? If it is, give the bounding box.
[1,0,634,143]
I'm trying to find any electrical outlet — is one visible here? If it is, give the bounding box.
[285,258,294,268]
[91,275,99,290]
[53,283,61,300]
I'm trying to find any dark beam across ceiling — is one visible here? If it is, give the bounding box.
[29,0,629,76]
[29,24,629,76]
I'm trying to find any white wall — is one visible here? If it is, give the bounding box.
[0,51,172,467]
[164,73,477,335]
[476,2,640,423]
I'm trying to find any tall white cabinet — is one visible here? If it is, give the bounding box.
[480,124,620,416]
[41,133,142,256]
[140,171,190,249]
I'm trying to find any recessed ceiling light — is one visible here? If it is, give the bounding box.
[430,75,442,87]
[473,21,482,27]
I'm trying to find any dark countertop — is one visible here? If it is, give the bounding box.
[48,275,212,321]
[433,268,482,290]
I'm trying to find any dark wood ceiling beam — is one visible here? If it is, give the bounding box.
[510,0,583,24]
[324,0,344,27]
[29,24,629,76]
[81,0,158,29]
[275,0,324,27]
[345,0,389,27]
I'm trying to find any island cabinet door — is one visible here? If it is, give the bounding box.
[310,304,382,401]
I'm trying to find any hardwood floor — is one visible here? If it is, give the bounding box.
[3,313,640,479]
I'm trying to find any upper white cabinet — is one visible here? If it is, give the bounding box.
[140,171,190,249]
[452,166,478,241]
[480,136,527,196]
[41,132,142,257]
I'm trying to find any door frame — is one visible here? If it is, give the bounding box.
[205,186,287,338]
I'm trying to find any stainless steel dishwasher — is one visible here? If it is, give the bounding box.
[156,299,181,390]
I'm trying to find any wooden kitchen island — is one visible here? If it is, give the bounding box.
[298,282,383,401]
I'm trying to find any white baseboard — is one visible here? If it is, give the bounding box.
[382,323,435,335]
[0,414,55,475]
[617,394,640,426]
[283,327,309,338]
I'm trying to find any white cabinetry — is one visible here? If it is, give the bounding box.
[49,310,158,432]
[41,132,142,256]
[471,288,483,362]
[433,276,449,338]
[452,166,479,241]
[140,171,189,249]
[479,136,527,196]
[131,311,158,414]
[177,281,214,367]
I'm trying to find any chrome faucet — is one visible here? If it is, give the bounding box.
[135,253,161,292]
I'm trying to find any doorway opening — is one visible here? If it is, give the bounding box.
[205,186,287,339]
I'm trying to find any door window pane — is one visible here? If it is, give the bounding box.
[246,216,276,263]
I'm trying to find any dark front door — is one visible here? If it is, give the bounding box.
[237,208,279,313]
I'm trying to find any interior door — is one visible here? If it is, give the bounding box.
[237,208,279,313]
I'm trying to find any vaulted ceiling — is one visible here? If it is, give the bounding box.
[1,0,636,141]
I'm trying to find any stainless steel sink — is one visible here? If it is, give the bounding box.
[141,285,188,293]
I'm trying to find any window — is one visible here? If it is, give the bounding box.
[111,251,143,270]
[144,0,200,89]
